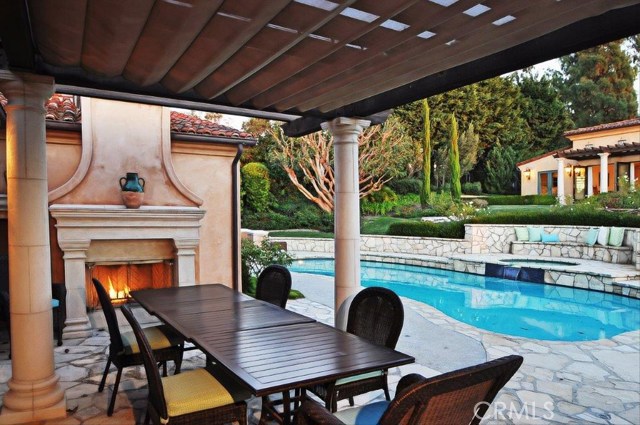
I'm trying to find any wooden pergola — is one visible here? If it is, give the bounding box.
[0,0,639,422]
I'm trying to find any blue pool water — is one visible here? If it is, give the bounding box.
[289,259,640,341]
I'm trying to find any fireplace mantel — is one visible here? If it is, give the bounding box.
[50,204,205,339]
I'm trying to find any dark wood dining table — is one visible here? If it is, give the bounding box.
[132,284,415,423]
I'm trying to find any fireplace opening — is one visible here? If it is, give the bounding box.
[86,260,174,309]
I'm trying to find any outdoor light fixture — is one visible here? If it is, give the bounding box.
[565,165,573,177]
[524,169,531,180]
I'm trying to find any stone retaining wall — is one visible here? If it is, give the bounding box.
[269,225,639,266]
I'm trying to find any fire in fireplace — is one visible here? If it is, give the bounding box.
[86,260,174,309]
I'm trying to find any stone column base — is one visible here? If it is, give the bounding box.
[63,318,93,339]
[0,398,66,424]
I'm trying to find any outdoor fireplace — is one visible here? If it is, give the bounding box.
[86,260,174,308]
[50,204,205,339]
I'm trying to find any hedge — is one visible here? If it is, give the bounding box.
[387,221,466,238]
[386,209,640,239]
[471,210,640,227]
[485,195,556,205]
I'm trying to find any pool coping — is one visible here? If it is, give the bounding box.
[289,251,640,299]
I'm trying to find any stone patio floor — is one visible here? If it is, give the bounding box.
[0,272,637,424]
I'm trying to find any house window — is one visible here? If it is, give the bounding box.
[538,171,557,196]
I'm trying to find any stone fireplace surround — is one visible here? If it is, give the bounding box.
[50,204,205,339]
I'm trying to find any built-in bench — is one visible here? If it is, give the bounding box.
[510,241,633,264]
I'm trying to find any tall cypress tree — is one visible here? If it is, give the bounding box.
[449,114,462,201]
[420,99,431,207]
[558,40,637,127]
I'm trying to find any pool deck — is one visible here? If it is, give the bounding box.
[0,272,637,424]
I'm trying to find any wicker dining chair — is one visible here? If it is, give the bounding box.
[91,278,184,416]
[120,304,250,425]
[256,264,292,308]
[310,286,404,412]
[295,355,524,425]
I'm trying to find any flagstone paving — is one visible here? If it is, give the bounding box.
[0,273,637,424]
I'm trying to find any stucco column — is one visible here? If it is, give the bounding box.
[556,158,566,205]
[58,240,92,339]
[587,167,594,197]
[174,239,198,286]
[0,72,66,423]
[599,152,609,193]
[321,117,370,322]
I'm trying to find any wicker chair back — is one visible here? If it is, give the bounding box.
[120,304,169,421]
[92,278,125,355]
[347,287,404,349]
[256,265,292,308]
[380,355,524,425]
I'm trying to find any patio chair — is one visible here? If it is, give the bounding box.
[310,286,404,412]
[91,278,184,416]
[120,304,250,425]
[256,264,292,308]
[51,282,66,346]
[294,355,524,425]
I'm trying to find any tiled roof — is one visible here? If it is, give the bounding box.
[564,117,640,136]
[45,94,81,122]
[1,94,253,140]
[0,92,81,122]
[170,112,254,140]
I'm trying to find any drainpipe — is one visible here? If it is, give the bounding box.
[232,144,244,292]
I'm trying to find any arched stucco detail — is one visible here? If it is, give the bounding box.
[48,98,93,202]
[161,107,203,206]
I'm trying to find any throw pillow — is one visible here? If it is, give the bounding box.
[528,226,543,242]
[608,227,625,247]
[541,232,560,243]
[584,228,599,246]
[514,227,529,241]
[597,227,610,246]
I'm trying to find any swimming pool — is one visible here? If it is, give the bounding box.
[289,259,640,341]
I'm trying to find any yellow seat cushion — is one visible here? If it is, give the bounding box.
[121,326,173,355]
[162,369,234,417]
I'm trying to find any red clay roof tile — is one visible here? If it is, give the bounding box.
[169,111,253,140]
[564,117,640,136]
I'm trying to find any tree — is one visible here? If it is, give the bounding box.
[448,115,462,201]
[269,116,414,213]
[517,72,573,154]
[458,122,480,179]
[483,142,519,194]
[556,40,638,127]
[420,99,431,207]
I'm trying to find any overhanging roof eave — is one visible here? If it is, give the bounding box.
[54,84,301,124]
[284,3,640,136]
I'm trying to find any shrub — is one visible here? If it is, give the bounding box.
[462,182,482,195]
[471,198,488,209]
[387,220,466,239]
[241,162,271,212]
[366,186,398,203]
[485,195,556,205]
[241,239,293,294]
[471,208,640,227]
[389,178,422,195]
